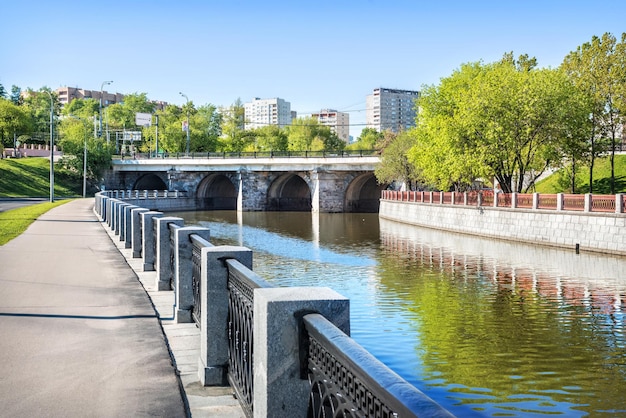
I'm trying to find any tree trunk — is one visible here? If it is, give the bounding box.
[571,156,576,193]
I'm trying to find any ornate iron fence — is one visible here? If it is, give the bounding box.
[303,313,453,418]
[225,259,275,418]
[169,223,181,291]
[190,234,212,325]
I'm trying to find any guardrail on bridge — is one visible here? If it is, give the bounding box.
[94,191,454,418]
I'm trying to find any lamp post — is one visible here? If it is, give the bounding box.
[69,115,89,198]
[99,80,113,139]
[179,92,190,155]
[44,90,54,202]
[154,114,159,158]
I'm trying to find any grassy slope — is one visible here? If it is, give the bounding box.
[0,157,82,197]
[535,154,626,194]
[0,200,70,245]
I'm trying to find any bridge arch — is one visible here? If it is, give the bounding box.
[196,174,237,210]
[267,173,311,211]
[345,173,385,213]
[133,173,167,190]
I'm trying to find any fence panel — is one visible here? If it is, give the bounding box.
[563,194,585,211]
[591,195,616,213]
[517,194,533,208]
[226,259,275,418]
[538,194,558,210]
[304,313,453,418]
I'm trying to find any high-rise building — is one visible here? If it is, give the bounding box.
[365,87,419,133]
[244,97,293,130]
[311,109,350,142]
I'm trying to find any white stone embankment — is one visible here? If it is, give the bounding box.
[379,199,626,256]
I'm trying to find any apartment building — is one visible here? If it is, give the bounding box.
[244,97,293,130]
[55,86,123,107]
[365,87,419,133]
[55,87,167,111]
[311,109,350,142]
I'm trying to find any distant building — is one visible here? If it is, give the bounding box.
[244,97,292,130]
[55,86,167,111]
[55,86,123,107]
[311,109,350,142]
[365,87,419,133]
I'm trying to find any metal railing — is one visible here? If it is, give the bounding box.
[225,259,274,418]
[303,313,453,418]
[190,234,212,325]
[93,191,455,417]
[114,149,378,160]
[103,189,187,199]
[168,223,181,291]
[382,190,626,214]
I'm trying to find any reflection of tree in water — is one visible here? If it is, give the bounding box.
[377,230,626,416]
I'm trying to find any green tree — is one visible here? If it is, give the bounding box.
[219,99,248,152]
[61,97,99,120]
[410,54,577,193]
[375,130,423,190]
[285,116,344,152]
[561,32,626,194]
[248,125,289,152]
[0,83,6,99]
[154,104,186,153]
[58,116,114,190]
[21,88,61,145]
[0,98,32,148]
[346,127,383,151]
[10,85,22,105]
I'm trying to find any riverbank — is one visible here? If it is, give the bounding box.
[379,198,626,256]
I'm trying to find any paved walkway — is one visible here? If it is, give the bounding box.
[0,199,244,417]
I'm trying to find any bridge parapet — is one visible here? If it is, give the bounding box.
[94,191,453,418]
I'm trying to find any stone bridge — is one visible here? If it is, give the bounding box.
[103,155,383,213]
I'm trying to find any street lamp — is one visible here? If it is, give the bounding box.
[179,92,190,155]
[69,115,89,198]
[44,90,54,202]
[99,80,113,139]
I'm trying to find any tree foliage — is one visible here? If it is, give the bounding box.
[346,127,383,151]
[0,98,32,147]
[57,116,114,187]
[285,116,345,152]
[561,32,626,193]
[408,54,586,193]
[375,131,423,190]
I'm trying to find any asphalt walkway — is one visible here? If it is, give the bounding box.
[0,199,186,417]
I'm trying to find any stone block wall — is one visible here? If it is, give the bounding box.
[379,200,626,256]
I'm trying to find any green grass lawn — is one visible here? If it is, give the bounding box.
[534,154,626,194]
[0,200,71,245]
[0,157,82,197]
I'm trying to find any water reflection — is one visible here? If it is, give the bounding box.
[379,219,626,417]
[170,210,626,417]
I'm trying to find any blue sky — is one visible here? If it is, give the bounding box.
[2,0,626,138]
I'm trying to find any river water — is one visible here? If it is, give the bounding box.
[170,210,626,417]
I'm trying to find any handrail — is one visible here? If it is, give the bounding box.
[190,234,213,325]
[93,191,455,417]
[225,258,274,418]
[303,313,454,418]
[113,149,378,160]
